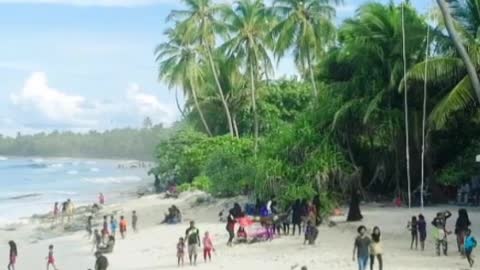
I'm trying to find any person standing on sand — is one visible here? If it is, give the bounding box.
[432,211,452,256]
[407,216,418,250]
[102,216,109,238]
[177,237,185,267]
[53,202,59,224]
[370,227,383,270]
[203,231,215,262]
[226,210,236,246]
[185,221,201,265]
[94,251,109,270]
[455,208,471,255]
[46,244,58,270]
[132,210,138,232]
[292,199,302,236]
[418,214,427,251]
[110,216,118,237]
[86,216,93,239]
[119,216,127,239]
[353,225,371,270]
[92,229,102,252]
[7,240,17,270]
[464,229,477,267]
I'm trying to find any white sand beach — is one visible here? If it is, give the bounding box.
[0,192,478,270]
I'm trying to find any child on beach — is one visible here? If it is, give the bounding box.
[177,237,185,267]
[8,241,17,270]
[119,216,127,239]
[407,216,418,249]
[418,214,427,251]
[370,226,383,270]
[353,225,371,270]
[203,231,215,262]
[304,220,318,245]
[464,229,477,267]
[132,210,138,232]
[46,245,58,270]
[110,216,118,237]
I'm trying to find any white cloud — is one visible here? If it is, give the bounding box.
[8,72,178,133]
[0,0,176,6]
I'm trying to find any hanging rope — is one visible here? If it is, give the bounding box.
[401,1,412,209]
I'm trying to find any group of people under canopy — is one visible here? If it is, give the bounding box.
[162,205,182,224]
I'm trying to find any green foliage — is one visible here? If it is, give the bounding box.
[437,140,480,185]
[192,175,213,192]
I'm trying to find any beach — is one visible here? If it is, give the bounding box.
[0,190,478,270]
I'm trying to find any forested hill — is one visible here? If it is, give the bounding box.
[0,124,174,161]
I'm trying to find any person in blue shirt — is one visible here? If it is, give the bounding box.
[464,229,477,267]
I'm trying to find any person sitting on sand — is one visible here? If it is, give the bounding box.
[8,240,17,270]
[94,251,109,270]
[353,225,371,270]
[97,235,115,254]
[119,216,127,239]
[464,229,477,267]
[132,210,138,232]
[185,221,201,266]
[163,205,182,224]
[203,231,215,262]
[177,237,185,267]
[166,184,179,198]
[370,226,383,270]
[304,220,318,245]
[46,244,58,270]
[418,214,427,251]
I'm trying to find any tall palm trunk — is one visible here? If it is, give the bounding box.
[175,87,186,119]
[250,61,259,154]
[436,0,480,103]
[206,45,235,136]
[421,25,430,210]
[189,81,212,136]
[401,3,412,208]
[232,113,240,138]
[307,48,318,98]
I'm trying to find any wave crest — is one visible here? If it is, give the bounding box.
[82,176,142,184]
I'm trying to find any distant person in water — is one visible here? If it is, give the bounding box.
[185,221,201,265]
[347,190,363,222]
[407,216,418,250]
[370,226,383,270]
[86,216,93,239]
[464,229,477,267]
[110,216,118,237]
[94,251,109,270]
[119,216,127,239]
[353,226,371,270]
[132,210,138,232]
[98,193,105,205]
[417,214,427,251]
[7,240,17,270]
[455,208,471,255]
[203,231,215,262]
[46,245,58,270]
[177,237,185,267]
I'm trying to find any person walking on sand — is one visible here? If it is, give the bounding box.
[119,216,127,239]
[94,251,109,270]
[370,227,383,270]
[46,245,58,270]
[98,193,105,205]
[418,214,427,251]
[7,240,17,270]
[65,199,75,223]
[464,229,477,267]
[110,216,118,237]
[455,208,471,256]
[407,216,418,250]
[185,221,201,266]
[353,225,371,270]
[177,237,185,267]
[132,210,138,232]
[432,211,452,256]
[226,210,236,246]
[203,231,215,262]
[86,216,93,239]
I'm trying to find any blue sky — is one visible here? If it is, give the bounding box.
[0,0,429,136]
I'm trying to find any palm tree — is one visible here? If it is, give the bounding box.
[271,0,340,98]
[222,0,273,152]
[168,0,235,137]
[155,28,213,136]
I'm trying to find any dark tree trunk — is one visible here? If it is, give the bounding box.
[347,190,363,222]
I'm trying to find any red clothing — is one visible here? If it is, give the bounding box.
[99,194,105,205]
[9,255,16,264]
[203,248,212,261]
[120,220,127,232]
[47,251,55,264]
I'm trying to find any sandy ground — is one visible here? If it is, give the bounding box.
[1,192,479,270]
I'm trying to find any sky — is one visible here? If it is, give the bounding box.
[0,0,429,136]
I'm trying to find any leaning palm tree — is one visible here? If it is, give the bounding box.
[155,28,213,136]
[168,0,235,136]
[271,0,340,98]
[222,0,273,153]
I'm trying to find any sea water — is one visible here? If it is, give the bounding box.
[0,156,150,224]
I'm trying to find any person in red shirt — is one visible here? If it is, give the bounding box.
[119,216,128,239]
[202,231,215,262]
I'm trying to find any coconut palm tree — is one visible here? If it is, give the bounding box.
[155,28,213,136]
[271,0,340,98]
[222,0,274,153]
[168,0,235,137]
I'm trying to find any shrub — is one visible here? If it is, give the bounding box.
[192,175,212,192]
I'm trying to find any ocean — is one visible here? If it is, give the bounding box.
[0,156,150,224]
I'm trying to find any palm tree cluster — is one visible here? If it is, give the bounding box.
[154,0,480,203]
